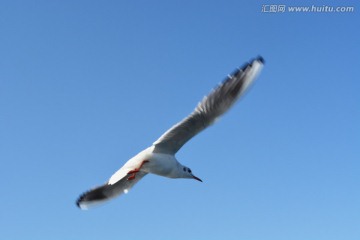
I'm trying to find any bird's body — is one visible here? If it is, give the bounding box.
[77,56,265,210]
[108,146,182,185]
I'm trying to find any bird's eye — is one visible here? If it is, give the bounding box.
[188,169,191,173]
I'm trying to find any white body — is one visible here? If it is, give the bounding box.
[108,146,181,185]
[76,57,265,210]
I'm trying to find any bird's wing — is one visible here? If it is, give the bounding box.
[76,172,147,210]
[153,57,264,155]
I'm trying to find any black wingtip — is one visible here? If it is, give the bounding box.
[75,184,111,209]
[256,56,265,64]
[231,56,265,77]
[76,193,85,208]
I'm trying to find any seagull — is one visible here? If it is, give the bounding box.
[76,56,265,209]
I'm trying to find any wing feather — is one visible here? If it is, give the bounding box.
[153,57,264,154]
[76,172,147,210]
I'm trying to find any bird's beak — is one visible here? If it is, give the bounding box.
[192,175,203,182]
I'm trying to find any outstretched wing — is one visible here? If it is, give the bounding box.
[153,56,264,154]
[76,172,147,210]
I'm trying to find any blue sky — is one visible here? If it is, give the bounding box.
[1,0,359,239]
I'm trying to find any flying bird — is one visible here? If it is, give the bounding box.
[76,56,265,209]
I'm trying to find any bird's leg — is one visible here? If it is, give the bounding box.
[127,160,149,181]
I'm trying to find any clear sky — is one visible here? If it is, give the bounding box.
[1,0,359,239]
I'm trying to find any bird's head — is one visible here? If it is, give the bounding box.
[180,166,202,182]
